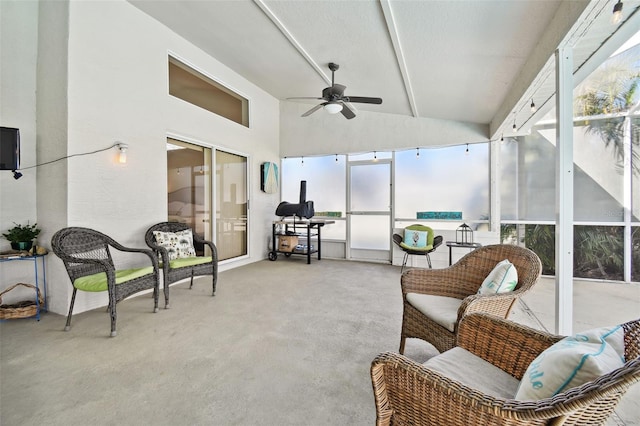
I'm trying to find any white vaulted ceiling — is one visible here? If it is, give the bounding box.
[129,0,640,140]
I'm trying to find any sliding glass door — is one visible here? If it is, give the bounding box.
[166,139,212,256]
[216,150,248,260]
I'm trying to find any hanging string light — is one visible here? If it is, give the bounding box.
[465,144,469,155]
[301,156,304,166]
[416,147,420,158]
[530,99,537,113]
[373,151,377,161]
[335,154,338,162]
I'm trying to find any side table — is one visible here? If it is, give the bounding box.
[445,241,482,266]
[0,253,48,320]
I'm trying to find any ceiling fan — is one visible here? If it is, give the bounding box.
[288,62,383,120]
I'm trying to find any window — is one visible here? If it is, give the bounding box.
[168,56,249,127]
[395,144,489,224]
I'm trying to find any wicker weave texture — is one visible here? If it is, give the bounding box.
[400,244,542,354]
[372,313,640,426]
[51,227,160,337]
[145,222,218,308]
[0,282,44,319]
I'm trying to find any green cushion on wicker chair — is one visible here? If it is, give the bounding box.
[168,256,213,269]
[73,266,155,292]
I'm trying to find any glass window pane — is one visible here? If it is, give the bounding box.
[166,139,211,256]
[499,138,518,221]
[632,226,640,282]
[632,117,640,221]
[573,225,623,280]
[169,56,249,127]
[350,215,389,250]
[350,163,390,212]
[574,119,624,222]
[216,150,247,260]
[395,144,489,221]
[281,156,346,217]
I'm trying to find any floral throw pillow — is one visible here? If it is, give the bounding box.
[153,229,196,261]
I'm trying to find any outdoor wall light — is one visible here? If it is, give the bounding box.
[324,102,343,114]
[116,143,128,164]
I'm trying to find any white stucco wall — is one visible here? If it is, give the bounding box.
[279,100,489,158]
[2,0,281,316]
[0,1,39,286]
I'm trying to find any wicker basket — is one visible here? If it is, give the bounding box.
[0,283,44,320]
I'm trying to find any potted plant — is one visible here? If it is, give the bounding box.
[2,222,41,251]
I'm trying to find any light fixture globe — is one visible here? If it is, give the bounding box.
[324,102,343,114]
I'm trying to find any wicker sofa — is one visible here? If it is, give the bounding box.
[400,244,542,354]
[372,313,640,425]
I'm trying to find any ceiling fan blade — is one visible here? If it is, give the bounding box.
[287,97,324,100]
[301,103,325,117]
[344,96,382,104]
[340,102,356,120]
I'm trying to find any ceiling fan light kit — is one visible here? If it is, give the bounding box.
[289,62,383,120]
[324,102,343,114]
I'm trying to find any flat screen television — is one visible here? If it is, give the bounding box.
[0,127,20,170]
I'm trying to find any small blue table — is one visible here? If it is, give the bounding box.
[0,253,48,320]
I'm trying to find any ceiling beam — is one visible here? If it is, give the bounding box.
[379,0,418,117]
[253,0,331,87]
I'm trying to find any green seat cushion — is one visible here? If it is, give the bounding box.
[169,256,212,269]
[399,242,434,252]
[73,266,155,292]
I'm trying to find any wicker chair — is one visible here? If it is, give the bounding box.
[372,313,640,425]
[145,222,218,308]
[400,244,542,354]
[51,227,160,337]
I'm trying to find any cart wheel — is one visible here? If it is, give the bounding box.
[284,253,292,257]
[268,251,278,261]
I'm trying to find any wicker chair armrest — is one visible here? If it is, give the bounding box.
[457,314,561,379]
[457,292,522,323]
[401,266,478,299]
[192,234,218,261]
[107,243,159,271]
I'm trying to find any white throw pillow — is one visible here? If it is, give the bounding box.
[478,259,518,295]
[153,229,196,261]
[515,325,625,400]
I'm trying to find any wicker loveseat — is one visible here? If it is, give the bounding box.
[372,313,640,425]
[400,244,542,354]
[145,222,218,308]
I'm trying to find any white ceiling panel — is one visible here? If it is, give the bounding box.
[129,0,639,135]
